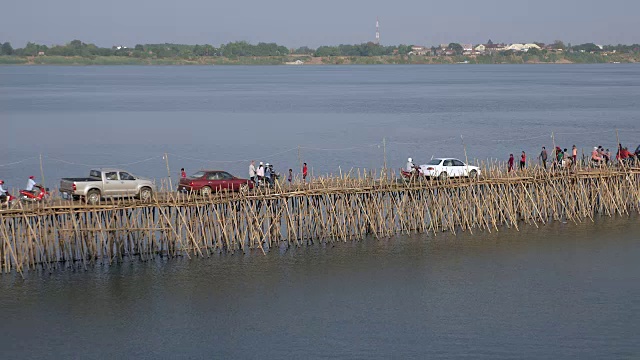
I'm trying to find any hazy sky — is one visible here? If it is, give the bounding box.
[2,0,638,48]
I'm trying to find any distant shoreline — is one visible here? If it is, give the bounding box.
[0,54,638,66]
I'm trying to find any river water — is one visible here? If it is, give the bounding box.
[1,65,640,358]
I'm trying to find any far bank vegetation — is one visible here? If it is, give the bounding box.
[0,39,638,65]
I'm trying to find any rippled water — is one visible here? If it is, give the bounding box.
[1,65,640,358]
[1,217,639,359]
[1,65,640,188]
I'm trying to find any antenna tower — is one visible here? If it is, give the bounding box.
[375,17,380,44]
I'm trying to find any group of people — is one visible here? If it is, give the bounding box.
[0,175,39,206]
[537,145,579,169]
[615,144,637,164]
[508,151,528,172]
[249,161,309,187]
[508,143,637,172]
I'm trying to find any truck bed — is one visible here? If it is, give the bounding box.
[61,177,101,182]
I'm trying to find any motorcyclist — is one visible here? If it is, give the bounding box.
[25,176,37,194]
[406,158,419,173]
[0,180,8,206]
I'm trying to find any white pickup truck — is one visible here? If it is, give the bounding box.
[59,168,155,204]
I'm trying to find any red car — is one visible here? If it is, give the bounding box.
[177,170,254,195]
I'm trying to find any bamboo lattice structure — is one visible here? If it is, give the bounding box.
[1,164,639,274]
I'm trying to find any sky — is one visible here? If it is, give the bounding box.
[1,0,638,48]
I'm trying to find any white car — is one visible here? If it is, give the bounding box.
[419,158,481,179]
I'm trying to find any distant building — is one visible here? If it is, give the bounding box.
[505,43,541,52]
[461,44,473,52]
[37,51,45,56]
[410,46,429,56]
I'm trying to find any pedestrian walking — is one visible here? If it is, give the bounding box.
[256,162,265,185]
[572,145,578,166]
[519,151,526,170]
[555,147,564,168]
[508,154,514,172]
[539,146,548,169]
[288,169,293,185]
[180,168,187,178]
[302,162,308,182]
[249,160,256,184]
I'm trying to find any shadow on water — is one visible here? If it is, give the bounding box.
[0,215,639,359]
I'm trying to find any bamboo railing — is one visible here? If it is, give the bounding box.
[1,163,639,274]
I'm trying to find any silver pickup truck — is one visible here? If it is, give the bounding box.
[60,168,155,204]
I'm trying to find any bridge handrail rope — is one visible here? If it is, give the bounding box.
[1,128,637,170]
[387,137,458,146]
[0,157,39,167]
[299,144,380,151]
[45,156,162,168]
[167,147,299,164]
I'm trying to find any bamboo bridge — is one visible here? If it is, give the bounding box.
[1,166,639,274]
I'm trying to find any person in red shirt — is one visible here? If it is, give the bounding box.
[519,151,526,170]
[508,154,514,172]
[180,168,187,178]
[302,163,308,182]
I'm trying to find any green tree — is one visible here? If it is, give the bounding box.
[69,39,84,49]
[527,47,541,56]
[314,46,340,57]
[448,43,463,55]
[134,44,144,51]
[574,43,601,52]
[293,46,314,55]
[1,42,13,55]
[551,40,565,50]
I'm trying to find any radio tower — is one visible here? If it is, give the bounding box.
[375,17,380,44]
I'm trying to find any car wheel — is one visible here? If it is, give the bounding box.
[469,170,478,179]
[439,171,448,180]
[139,187,153,202]
[201,186,212,197]
[86,190,101,205]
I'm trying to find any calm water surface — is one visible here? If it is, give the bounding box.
[0,217,638,359]
[1,65,640,187]
[1,65,639,358]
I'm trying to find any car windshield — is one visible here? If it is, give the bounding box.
[191,171,206,178]
[426,159,442,165]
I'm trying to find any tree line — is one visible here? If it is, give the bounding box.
[1,39,639,58]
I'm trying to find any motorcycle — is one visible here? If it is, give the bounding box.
[0,193,16,209]
[19,185,50,203]
[400,167,423,180]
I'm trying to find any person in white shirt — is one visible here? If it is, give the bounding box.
[256,162,265,185]
[0,180,7,206]
[249,160,257,184]
[26,176,37,192]
[406,158,417,172]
